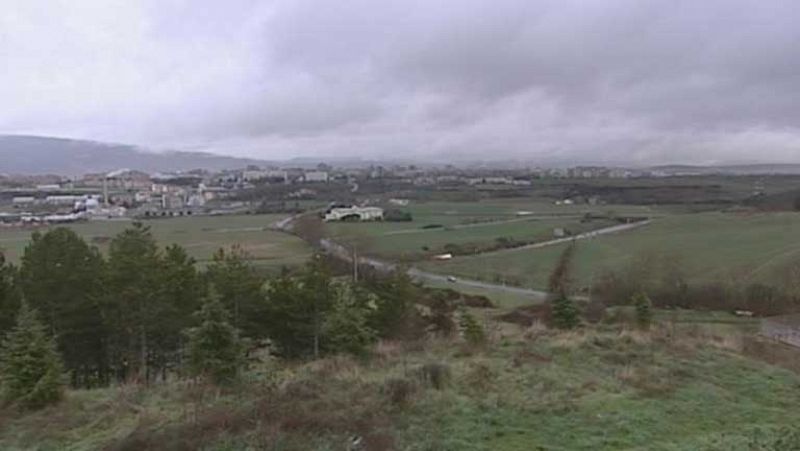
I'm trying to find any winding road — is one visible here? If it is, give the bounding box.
[273,213,651,301]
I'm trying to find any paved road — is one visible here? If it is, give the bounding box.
[274,213,650,302]
[406,267,549,301]
[466,219,652,258]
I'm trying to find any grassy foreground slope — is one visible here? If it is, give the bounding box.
[422,211,800,290]
[0,214,311,269]
[1,322,798,450]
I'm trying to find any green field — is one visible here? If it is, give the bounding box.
[0,214,311,270]
[419,211,800,290]
[325,199,654,260]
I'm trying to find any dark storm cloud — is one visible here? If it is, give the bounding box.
[2,0,800,163]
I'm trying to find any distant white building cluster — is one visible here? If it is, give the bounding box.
[0,158,681,228]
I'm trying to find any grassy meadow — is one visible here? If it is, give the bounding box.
[1,315,796,450]
[420,211,800,290]
[0,214,311,270]
[325,199,654,260]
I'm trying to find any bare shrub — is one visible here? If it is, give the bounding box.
[615,365,679,398]
[383,377,417,408]
[463,362,495,392]
[584,298,607,323]
[522,320,549,340]
[307,355,361,380]
[511,348,552,368]
[462,294,494,308]
[374,340,403,361]
[416,362,451,390]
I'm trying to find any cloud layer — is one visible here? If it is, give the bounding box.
[2,0,800,164]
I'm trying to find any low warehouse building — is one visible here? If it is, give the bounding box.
[324,206,383,222]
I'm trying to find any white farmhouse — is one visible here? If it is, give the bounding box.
[303,171,329,183]
[324,206,384,222]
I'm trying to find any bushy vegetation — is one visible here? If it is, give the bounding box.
[549,243,580,329]
[591,251,800,316]
[0,302,64,409]
[633,291,653,329]
[0,224,452,395]
[1,318,799,450]
[184,291,246,385]
[384,209,413,222]
[458,309,486,346]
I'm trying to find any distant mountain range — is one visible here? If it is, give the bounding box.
[0,135,271,175]
[3,135,800,176]
[649,164,800,175]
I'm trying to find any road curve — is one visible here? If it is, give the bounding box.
[274,213,650,302]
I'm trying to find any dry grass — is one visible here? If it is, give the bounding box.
[2,314,799,450]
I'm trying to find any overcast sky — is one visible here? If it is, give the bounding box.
[2,0,800,164]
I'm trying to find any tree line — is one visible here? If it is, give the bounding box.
[0,223,436,407]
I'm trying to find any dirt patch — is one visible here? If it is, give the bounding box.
[496,304,551,327]
[462,294,494,308]
[511,349,552,367]
[743,335,800,374]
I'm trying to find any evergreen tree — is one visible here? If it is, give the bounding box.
[548,244,580,330]
[264,270,315,358]
[205,245,266,339]
[551,295,580,330]
[459,308,486,345]
[106,223,163,382]
[185,291,245,385]
[151,244,202,380]
[0,252,20,336]
[0,302,64,409]
[264,257,335,359]
[365,270,421,340]
[323,285,377,357]
[301,256,336,357]
[18,228,107,387]
[633,291,653,329]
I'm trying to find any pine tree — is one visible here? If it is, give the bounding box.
[322,285,377,357]
[0,252,20,336]
[106,223,163,383]
[548,244,580,330]
[184,291,245,385]
[19,228,107,387]
[0,302,64,409]
[633,291,653,329]
[551,295,580,330]
[205,245,266,339]
[263,257,335,359]
[366,270,422,340]
[152,244,202,380]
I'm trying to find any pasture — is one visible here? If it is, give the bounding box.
[419,211,800,291]
[0,214,311,270]
[325,199,653,260]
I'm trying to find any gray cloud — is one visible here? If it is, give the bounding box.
[2,0,800,164]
